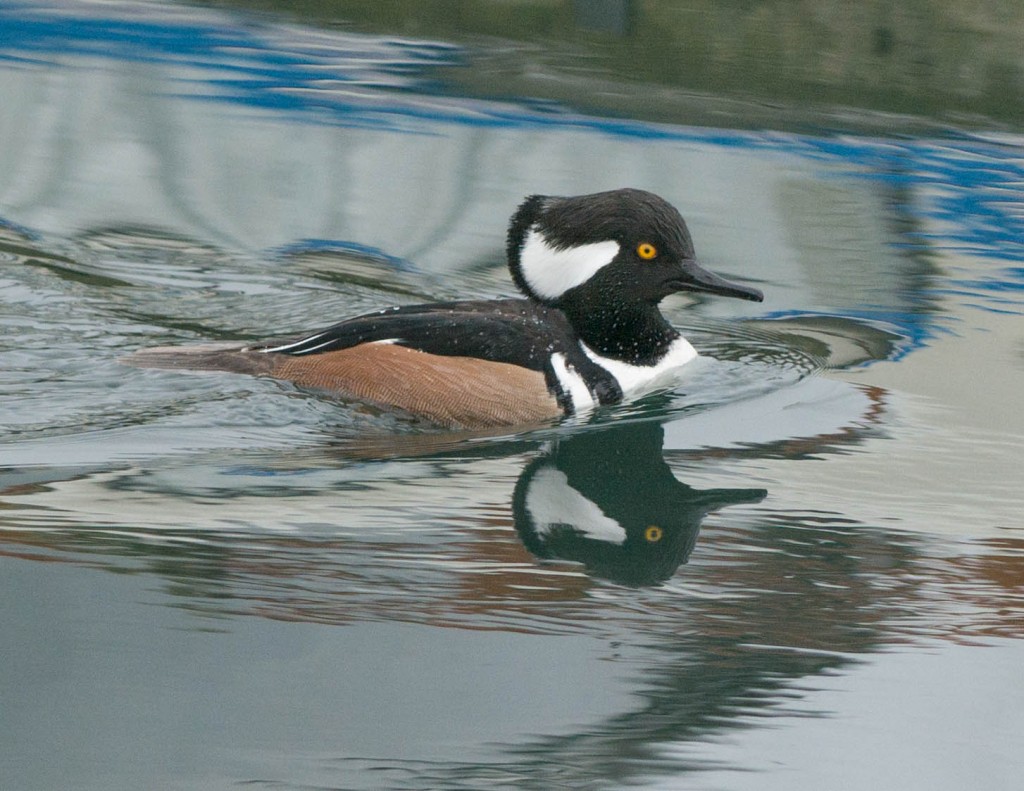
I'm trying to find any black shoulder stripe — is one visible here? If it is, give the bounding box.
[576,355,624,405]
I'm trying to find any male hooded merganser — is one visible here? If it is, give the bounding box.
[127,188,763,428]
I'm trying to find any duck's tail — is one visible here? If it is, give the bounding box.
[121,343,277,376]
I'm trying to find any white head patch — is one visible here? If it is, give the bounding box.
[519,229,620,301]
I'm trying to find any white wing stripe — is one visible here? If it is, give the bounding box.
[257,335,401,356]
[256,332,329,354]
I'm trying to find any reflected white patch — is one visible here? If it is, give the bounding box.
[520,230,619,300]
[582,336,697,397]
[526,467,627,545]
[550,352,595,414]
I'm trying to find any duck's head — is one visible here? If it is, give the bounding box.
[506,188,763,308]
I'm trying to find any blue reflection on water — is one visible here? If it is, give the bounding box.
[272,239,417,271]
[0,9,458,77]
[1,3,1022,348]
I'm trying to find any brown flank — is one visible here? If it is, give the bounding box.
[125,342,562,429]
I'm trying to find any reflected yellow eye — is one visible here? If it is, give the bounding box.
[636,242,658,260]
[644,525,663,542]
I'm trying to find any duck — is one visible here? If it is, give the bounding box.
[126,188,763,428]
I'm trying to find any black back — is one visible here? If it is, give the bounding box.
[253,298,623,411]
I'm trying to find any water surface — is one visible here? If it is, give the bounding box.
[1,3,1022,790]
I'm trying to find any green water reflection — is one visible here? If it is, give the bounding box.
[214,0,1024,127]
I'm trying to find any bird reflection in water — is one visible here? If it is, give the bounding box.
[512,419,767,586]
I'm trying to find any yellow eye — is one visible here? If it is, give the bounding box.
[636,242,658,260]
[644,525,663,542]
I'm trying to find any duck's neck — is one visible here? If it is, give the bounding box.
[559,299,680,366]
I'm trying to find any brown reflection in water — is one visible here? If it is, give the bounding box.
[2,398,1021,647]
[6,514,1019,642]
[1,365,1018,645]
[900,536,1024,643]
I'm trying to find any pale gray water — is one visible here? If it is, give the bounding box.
[1,3,1022,790]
